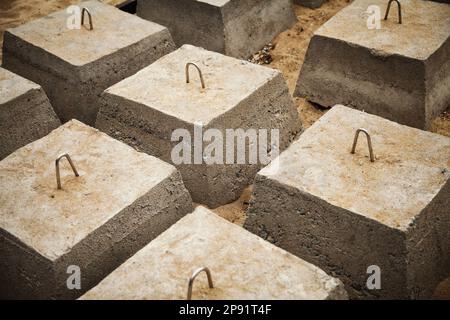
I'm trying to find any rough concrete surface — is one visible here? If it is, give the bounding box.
[0,67,61,160]
[97,44,302,208]
[81,206,347,300]
[137,0,297,59]
[2,0,176,125]
[0,120,193,299]
[295,0,328,9]
[245,105,450,299]
[295,0,450,130]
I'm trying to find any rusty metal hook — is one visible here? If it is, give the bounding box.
[81,7,94,31]
[55,154,80,190]
[185,62,206,89]
[187,267,214,300]
[351,128,375,162]
[384,0,402,24]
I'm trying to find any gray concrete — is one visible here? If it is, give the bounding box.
[137,0,296,59]
[0,68,60,160]
[81,206,348,300]
[244,105,450,299]
[97,45,302,208]
[294,0,450,129]
[2,0,176,126]
[0,120,193,299]
[294,0,327,9]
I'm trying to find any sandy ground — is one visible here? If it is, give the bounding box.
[0,0,449,299]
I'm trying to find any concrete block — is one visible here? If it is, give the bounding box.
[0,120,193,299]
[294,0,327,9]
[2,0,176,126]
[294,0,450,129]
[81,206,347,300]
[97,45,302,208]
[137,0,296,59]
[0,67,60,160]
[244,105,450,299]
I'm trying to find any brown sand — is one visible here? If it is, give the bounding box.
[0,0,449,299]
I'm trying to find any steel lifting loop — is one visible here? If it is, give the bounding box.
[55,153,80,190]
[81,7,94,30]
[384,0,402,24]
[185,62,206,89]
[187,267,214,300]
[351,128,375,162]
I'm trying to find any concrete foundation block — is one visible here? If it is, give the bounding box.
[0,120,193,299]
[244,105,450,299]
[96,44,302,208]
[294,0,450,129]
[137,0,296,59]
[2,0,176,126]
[294,0,327,9]
[81,206,347,300]
[0,68,60,160]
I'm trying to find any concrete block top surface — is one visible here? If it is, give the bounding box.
[0,120,175,261]
[315,0,450,60]
[0,67,40,105]
[105,44,280,125]
[82,206,346,300]
[259,105,450,231]
[6,0,167,66]
[197,0,229,6]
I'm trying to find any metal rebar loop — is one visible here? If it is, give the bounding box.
[187,267,214,300]
[185,62,206,89]
[384,0,402,24]
[81,7,94,31]
[351,128,375,162]
[55,154,80,190]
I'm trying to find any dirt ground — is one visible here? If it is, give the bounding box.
[0,0,449,299]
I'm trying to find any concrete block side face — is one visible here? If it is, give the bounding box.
[0,232,56,299]
[2,50,93,125]
[137,0,226,54]
[2,30,80,84]
[245,175,410,299]
[222,0,296,58]
[406,180,450,299]
[295,35,427,128]
[424,38,450,127]
[294,0,328,9]
[202,73,302,207]
[2,25,176,126]
[0,87,61,160]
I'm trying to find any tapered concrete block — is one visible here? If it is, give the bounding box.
[2,0,176,126]
[137,0,296,59]
[245,105,450,299]
[294,0,450,129]
[294,0,327,9]
[81,206,347,300]
[0,68,60,160]
[97,45,302,208]
[0,120,193,299]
